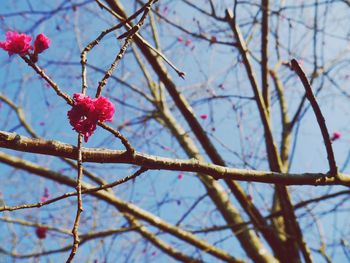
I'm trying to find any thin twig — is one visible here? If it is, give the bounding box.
[82,0,154,91]
[21,56,73,105]
[67,38,91,260]
[261,0,270,114]
[291,59,338,176]
[0,226,135,258]
[95,0,148,22]
[0,167,147,212]
[96,0,185,78]
[98,122,135,155]
[136,35,186,78]
[66,134,84,263]
[95,0,157,97]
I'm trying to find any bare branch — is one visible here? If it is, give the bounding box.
[0,132,349,186]
[291,59,338,177]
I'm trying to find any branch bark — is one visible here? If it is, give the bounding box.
[0,132,349,186]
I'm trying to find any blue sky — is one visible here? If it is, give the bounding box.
[0,0,349,262]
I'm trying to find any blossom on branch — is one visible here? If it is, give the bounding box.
[94,96,115,122]
[67,93,115,142]
[40,187,50,202]
[0,31,50,62]
[34,33,51,54]
[0,31,32,56]
[331,131,341,142]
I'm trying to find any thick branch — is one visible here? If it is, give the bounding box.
[0,132,349,186]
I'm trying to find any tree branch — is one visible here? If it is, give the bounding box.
[0,132,349,186]
[291,59,338,176]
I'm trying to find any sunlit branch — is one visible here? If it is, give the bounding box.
[0,132,349,186]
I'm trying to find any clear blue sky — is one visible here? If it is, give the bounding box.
[0,0,349,262]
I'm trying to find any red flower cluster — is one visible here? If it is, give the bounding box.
[0,31,50,59]
[67,93,115,142]
[0,31,32,56]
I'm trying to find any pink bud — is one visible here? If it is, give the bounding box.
[200,114,208,120]
[34,33,50,54]
[162,146,171,151]
[40,187,50,202]
[331,131,341,141]
[185,39,192,46]
[40,196,48,202]
[162,6,169,16]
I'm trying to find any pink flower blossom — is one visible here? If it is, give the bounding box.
[331,131,341,141]
[34,33,50,54]
[94,96,115,122]
[67,93,115,142]
[185,39,192,46]
[200,114,208,120]
[40,187,50,202]
[178,173,183,180]
[177,36,183,43]
[0,31,32,56]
